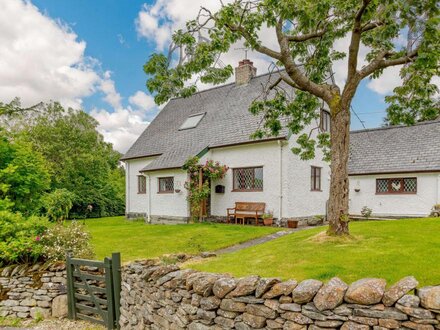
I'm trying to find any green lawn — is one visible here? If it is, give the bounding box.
[185,218,440,286]
[84,216,280,262]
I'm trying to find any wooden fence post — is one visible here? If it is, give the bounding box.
[66,250,76,320]
[104,256,114,330]
[111,252,121,329]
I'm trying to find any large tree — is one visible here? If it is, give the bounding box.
[1,100,126,218]
[144,0,439,235]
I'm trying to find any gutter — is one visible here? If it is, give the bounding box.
[146,173,151,223]
[278,140,284,220]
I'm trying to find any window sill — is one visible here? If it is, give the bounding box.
[375,192,417,195]
[137,192,146,195]
[231,189,263,192]
[311,189,322,192]
[157,191,174,194]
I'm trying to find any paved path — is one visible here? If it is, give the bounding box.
[214,225,320,255]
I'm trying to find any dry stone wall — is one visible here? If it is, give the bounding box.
[0,263,68,319]
[120,261,440,330]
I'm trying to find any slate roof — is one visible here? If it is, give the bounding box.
[121,72,289,171]
[349,119,440,175]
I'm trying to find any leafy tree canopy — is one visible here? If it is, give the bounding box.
[1,100,125,218]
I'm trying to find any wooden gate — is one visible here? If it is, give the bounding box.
[66,252,121,329]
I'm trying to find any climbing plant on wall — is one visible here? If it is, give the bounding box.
[182,156,228,222]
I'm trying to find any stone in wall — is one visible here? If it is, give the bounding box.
[119,260,440,330]
[0,263,67,319]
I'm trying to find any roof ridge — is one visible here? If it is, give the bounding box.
[169,70,278,101]
[350,118,440,134]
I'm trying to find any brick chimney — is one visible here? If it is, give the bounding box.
[235,59,257,85]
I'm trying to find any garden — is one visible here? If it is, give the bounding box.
[2,215,440,287]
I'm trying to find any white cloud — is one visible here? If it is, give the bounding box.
[100,71,122,108]
[135,0,274,90]
[367,66,403,95]
[128,91,155,110]
[0,0,100,108]
[90,104,150,153]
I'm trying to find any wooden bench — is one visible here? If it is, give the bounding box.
[227,202,266,225]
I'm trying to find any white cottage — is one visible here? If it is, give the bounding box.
[121,60,330,224]
[348,120,440,217]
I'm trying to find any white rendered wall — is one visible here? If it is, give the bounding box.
[349,173,440,217]
[125,158,189,218]
[202,138,330,219]
[148,169,189,218]
[204,141,282,218]
[125,157,155,214]
[283,132,330,218]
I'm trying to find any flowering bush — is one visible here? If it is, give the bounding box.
[0,211,94,266]
[0,211,50,266]
[182,157,229,222]
[41,221,94,261]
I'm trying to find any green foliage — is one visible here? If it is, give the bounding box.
[360,206,373,219]
[0,211,50,266]
[0,130,50,214]
[182,157,229,221]
[41,189,76,222]
[41,221,94,261]
[1,100,125,218]
[144,0,439,159]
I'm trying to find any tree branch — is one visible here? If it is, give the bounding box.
[224,22,282,60]
[359,49,419,79]
[361,20,384,32]
[275,18,333,103]
[286,29,327,42]
[347,0,372,81]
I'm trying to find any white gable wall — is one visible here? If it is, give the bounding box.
[349,173,440,217]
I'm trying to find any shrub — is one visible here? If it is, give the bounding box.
[361,206,373,219]
[41,189,76,222]
[41,221,94,261]
[0,211,50,266]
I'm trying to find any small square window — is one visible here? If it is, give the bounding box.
[158,177,174,193]
[137,175,146,194]
[179,113,206,130]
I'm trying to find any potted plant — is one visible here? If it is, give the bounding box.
[287,219,298,228]
[262,211,274,226]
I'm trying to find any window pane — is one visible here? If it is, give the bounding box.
[138,176,146,194]
[233,167,263,190]
[404,178,417,192]
[159,177,174,192]
[390,179,402,192]
[376,179,388,193]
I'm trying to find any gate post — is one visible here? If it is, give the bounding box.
[104,256,115,330]
[66,251,76,320]
[111,252,121,329]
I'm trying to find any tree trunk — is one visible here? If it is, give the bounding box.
[327,99,351,235]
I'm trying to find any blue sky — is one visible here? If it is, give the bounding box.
[1,0,399,152]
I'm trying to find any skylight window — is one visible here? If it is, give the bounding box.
[179,113,206,130]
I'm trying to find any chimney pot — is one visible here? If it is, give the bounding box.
[235,59,257,85]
